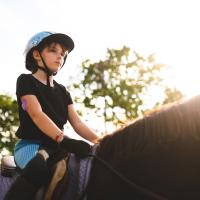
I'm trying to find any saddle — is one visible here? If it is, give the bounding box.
[1,145,97,200]
[1,155,17,177]
[1,155,69,200]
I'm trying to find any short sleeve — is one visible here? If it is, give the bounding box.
[66,90,73,105]
[16,74,37,98]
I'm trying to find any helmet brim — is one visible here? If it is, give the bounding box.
[40,33,74,53]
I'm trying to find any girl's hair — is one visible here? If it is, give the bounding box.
[26,38,67,73]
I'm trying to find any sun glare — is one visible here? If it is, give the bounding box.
[168,53,200,98]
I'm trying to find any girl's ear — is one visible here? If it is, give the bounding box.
[32,50,41,61]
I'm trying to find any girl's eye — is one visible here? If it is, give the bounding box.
[48,48,67,57]
[61,52,66,57]
[50,49,56,52]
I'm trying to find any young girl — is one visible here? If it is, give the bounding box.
[5,31,99,200]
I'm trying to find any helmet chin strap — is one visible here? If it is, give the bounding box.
[37,52,57,87]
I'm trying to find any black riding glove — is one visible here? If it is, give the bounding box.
[59,136,91,156]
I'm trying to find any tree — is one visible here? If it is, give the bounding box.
[0,94,19,154]
[72,46,183,131]
[162,87,183,104]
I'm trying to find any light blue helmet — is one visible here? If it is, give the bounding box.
[24,31,74,71]
[24,31,74,57]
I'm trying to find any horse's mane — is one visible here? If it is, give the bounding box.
[98,95,200,162]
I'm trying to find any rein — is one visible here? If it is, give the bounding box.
[79,154,168,200]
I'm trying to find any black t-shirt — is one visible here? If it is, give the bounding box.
[16,73,73,147]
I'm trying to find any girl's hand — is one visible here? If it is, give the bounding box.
[59,136,91,156]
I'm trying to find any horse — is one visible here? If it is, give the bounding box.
[1,94,200,200]
[87,95,200,200]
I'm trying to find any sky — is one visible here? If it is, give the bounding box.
[1,0,200,97]
[1,0,200,135]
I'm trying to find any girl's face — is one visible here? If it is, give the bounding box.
[39,43,68,72]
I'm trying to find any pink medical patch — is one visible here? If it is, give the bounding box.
[22,99,27,111]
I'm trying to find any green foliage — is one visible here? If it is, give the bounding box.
[163,87,183,104]
[0,94,19,154]
[72,46,182,128]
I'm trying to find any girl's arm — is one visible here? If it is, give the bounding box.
[21,94,92,155]
[68,104,99,144]
[21,95,62,141]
